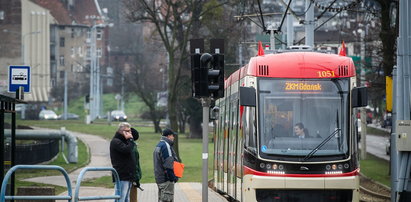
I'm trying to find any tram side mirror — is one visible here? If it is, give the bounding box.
[352,87,368,108]
[210,106,220,121]
[240,87,256,107]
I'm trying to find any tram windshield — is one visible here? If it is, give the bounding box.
[258,78,350,160]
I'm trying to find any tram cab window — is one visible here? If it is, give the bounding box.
[258,79,349,159]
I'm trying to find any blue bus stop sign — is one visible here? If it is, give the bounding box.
[8,66,30,93]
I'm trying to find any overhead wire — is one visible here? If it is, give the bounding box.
[276,0,293,34]
[256,0,267,32]
[294,0,312,17]
[296,9,344,45]
[316,0,338,21]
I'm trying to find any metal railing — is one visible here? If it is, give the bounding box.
[0,165,72,201]
[74,167,120,202]
[1,165,121,201]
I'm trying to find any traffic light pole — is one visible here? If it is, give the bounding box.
[190,39,224,202]
[201,97,210,202]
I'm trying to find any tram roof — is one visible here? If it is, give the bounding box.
[225,52,356,88]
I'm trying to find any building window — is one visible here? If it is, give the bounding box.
[107,78,113,87]
[86,47,91,58]
[78,64,83,72]
[60,37,65,47]
[60,71,65,79]
[78,46,83,57]
[71,28,75,38]
[107,66,113,75]
[71,47,75,57]
[87,31,91,39]
[59,55,65,66]
[96,29,103,40]
[0,11,4,20]
[97,48,102,57]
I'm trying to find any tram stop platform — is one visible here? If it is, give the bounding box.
[21,128,227,202]
[57,182,228,202]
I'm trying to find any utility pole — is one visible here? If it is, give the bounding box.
[121,71,125,111]
[88,22,102,122]
[239,43,243,67]
[305,0,314,47]
[88,24,96,123]
[286,0,294,47]
[268,24,275,50]
[96,33,101,118]
[360,29,367,160]
[392,0,411,201]
[63,71,68,120]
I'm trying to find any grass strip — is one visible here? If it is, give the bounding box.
[360,153,391,187]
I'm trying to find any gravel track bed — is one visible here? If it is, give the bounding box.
[360,175,390,202]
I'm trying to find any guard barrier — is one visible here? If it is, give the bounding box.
[74,167,121,201]
[0,165,72,201]
[0,165,120,201]
[4,127,78,163]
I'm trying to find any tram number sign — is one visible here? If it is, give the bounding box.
[317,70,336,78]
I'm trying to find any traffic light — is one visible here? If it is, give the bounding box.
[190,39,225,99]
[209,53,224,99]
[190,39,208,98]
[209,39,224,99]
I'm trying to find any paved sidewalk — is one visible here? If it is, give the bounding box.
[23,130,112,187]
[24,128,227,202]
[57,183,227,202]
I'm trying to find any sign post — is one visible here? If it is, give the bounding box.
[8,66,31,94]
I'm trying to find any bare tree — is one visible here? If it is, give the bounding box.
[363,0,398,117]
[123,0,209,155]
[123,0,247,143]
[374,0,398,77]
[123,37,166,133]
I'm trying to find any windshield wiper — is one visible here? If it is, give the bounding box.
[302,128,341,162]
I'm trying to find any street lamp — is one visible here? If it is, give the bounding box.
[22,31,41,65]
[2,29,40,65]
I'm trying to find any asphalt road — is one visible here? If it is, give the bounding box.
[360,123,391,161]
[364,134,390,161]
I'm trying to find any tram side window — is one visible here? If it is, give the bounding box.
[245,107,257,152]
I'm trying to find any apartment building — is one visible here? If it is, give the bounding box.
[0,0,51,103]
[0,0,108,118]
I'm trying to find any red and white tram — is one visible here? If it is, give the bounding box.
[212,48,367,202]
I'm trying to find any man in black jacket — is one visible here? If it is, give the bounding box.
[110,122,135,202]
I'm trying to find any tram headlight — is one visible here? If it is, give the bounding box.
[260,163,265,168]
[332,164,337,170]
[338,164,343,170]
[278,164,284,170]
[344,163,349,169]
[326,165,331,170]
[273,164,278,170]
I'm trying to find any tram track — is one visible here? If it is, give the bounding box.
[359,174,390,202]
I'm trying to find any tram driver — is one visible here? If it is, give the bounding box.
[293,122,311,139]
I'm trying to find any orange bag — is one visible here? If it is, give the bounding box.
[173,161,185,178]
